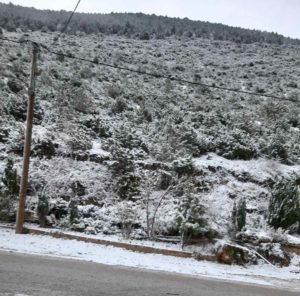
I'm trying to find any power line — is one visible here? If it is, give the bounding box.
[0,36,30,44]
[0,36,299,104]
[39,43,298,103]
[61,0,81,35]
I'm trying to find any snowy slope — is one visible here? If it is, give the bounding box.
[0,29,299,256]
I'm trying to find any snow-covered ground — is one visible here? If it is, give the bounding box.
[0,228,299,291]
[22,223,184,251]
[194,153,300,179]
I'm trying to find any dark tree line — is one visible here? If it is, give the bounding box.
[0,2,299,45]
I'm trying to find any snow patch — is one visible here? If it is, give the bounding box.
[89,140,110,157]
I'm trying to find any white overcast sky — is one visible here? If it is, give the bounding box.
[1,0,299,39]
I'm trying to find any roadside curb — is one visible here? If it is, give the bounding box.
[1,225,193,259]
[2,225,300,259]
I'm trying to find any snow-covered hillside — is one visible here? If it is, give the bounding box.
[0,28,300,266]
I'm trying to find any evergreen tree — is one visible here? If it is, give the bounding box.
[2,158,19,196]
[232,198,247,232]
[0,159,19,221]
[176,183,206,246]
[37,195,49,227]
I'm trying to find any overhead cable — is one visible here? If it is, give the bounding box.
[0,36,298,103]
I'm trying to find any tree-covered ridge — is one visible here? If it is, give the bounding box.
[0,2,299,45]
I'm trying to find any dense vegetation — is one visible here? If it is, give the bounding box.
[0,4,299,255]
[0,2,299,45]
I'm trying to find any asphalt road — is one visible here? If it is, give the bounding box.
[0,251,297,296]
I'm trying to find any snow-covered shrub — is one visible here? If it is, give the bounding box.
[78,116,112,138]
[268,177,300,232]
[151,121,191,161]
[11,60,24,76]
[0,78,6,91]
[69,87,94,115]
[5,121,25,154]
[262,101,287,122]
[110,145,135,175]
[178,126,209,157]
[65,125,92,152]
[138,170,174,238]
[114,126,148,153]
[79,66,94,79]
[111,98,127,114]
[7,79,22,94]
[40,71,53,87]
[37,195,49,227]
[139,31,150,40]
[117,201,137,239]
[107,85,122,99]
[0,194,15,222]
[1,158,19,196]
[263,132,291,164]
[256,243,291,267]
[32,132,57,159]
[48,198,69,221]
[33,138,56,159]
[110,145,140,200]
[287,91,300,102]
[141,108,152,122]
[214,128,258,160]
[0,116,13,143]
[2,92,43,124]
[71,181,86,197]
[176,184,207,246]
[172,156,195,177]
[158,170,173,190]
[55,84,94,116]
[68,199,79,223]
[4,94,26,120]
[287,108,300,128]
[56,50,65,62]
[153,141,176,162]
[115,173,140,201]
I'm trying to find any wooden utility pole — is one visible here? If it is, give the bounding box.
[15,43,39,234]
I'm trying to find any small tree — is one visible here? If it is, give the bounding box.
[110,142,140,201]
[37,195,49,227]
[69,199,79,224]
[2,158,19,196]
[0,159,19,221]
[139,170,173,239]
[118,201,137,239]
[176,184,206,247]
[268,178,300,232]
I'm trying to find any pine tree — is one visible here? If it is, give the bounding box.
[232,198,247,232]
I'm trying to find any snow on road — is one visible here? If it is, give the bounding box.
[0,228,299,291]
